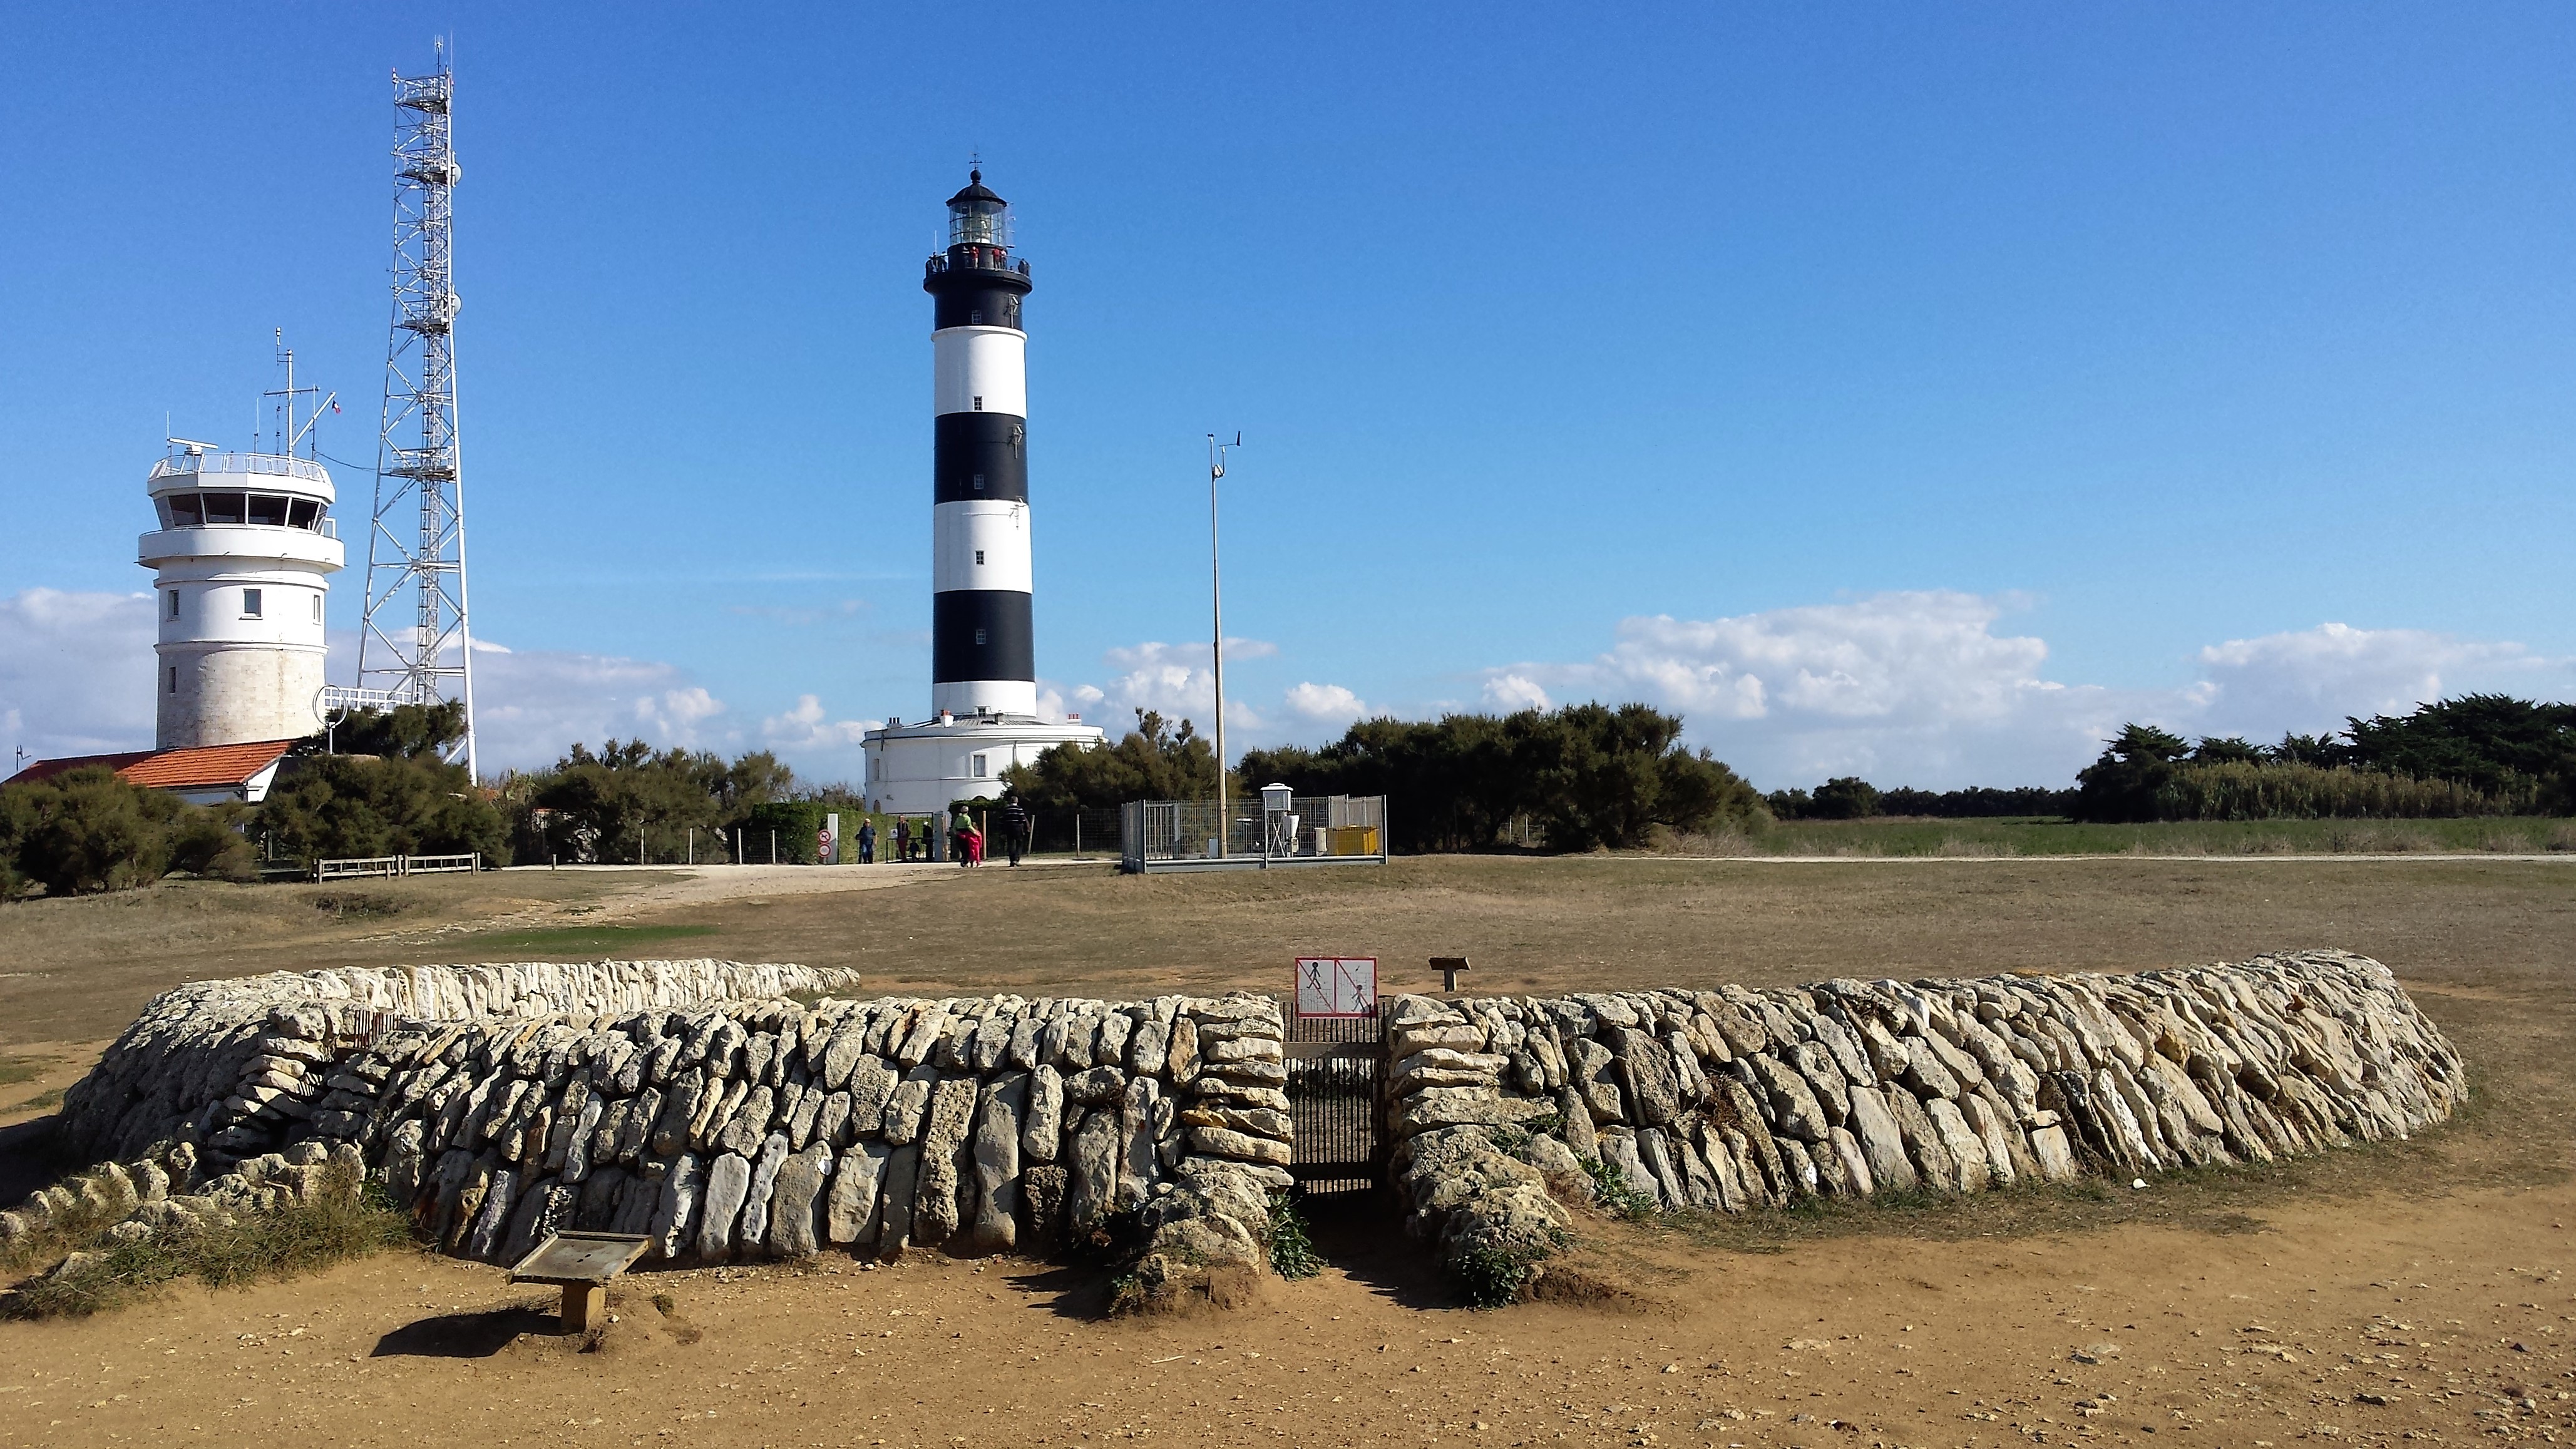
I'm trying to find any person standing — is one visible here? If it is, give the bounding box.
[856,817,876,865]
[1003,796,1030,867]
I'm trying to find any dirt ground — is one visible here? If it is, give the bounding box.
[2,856,2571,1446]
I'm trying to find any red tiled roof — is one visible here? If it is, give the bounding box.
[4,750,155,787]
[6,739,299,792]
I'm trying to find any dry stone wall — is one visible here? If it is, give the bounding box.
[1384,950,2463,1295]
[33,961,1291,1289]
[60,960,865,1165]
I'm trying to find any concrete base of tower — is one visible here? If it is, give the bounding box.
[861,714,1106,817]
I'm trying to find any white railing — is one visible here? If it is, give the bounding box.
[151,452,331,486]
[319,683,426,714]
[314,851,480,882]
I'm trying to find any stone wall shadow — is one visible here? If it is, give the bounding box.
[0,1114,69,1209]
[1300,1192,1457,1309]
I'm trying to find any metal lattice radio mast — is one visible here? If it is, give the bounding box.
[346,39,478,779]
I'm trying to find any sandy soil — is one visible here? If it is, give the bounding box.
[1,856,2570,1446]
[0,1179,2564,1448]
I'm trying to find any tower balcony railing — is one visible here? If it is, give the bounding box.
[925,250,1034,280]
[150,453,332,486]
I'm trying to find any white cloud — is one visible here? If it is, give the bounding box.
[1483,595,2572,790]
[1085,639,1275,733]
[0,588,155,760]
[1284,682,1368,724]
[467,642,740,767]
[2192,622,2557,733]
[761,694,876,750]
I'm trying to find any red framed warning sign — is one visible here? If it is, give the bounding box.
[1295,957,1379,1019]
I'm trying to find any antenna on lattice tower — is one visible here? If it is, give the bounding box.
[345,39,478,781]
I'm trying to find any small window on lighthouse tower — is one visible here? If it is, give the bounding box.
[975,550,985,565]
[165,590,180,620]
[310,596,322,623]
[970,309,983,325]
[975,627,988,645]
[972,396,983,411]
[972,473,984,491]
[242,588,264,619]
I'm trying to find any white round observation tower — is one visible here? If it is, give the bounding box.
[138,448,345,749]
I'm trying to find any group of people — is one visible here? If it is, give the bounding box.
[851,797,1033,868]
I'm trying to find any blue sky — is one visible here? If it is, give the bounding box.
[4,4,2570,788]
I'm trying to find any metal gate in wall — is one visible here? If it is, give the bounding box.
[1283,1001,1383,1196]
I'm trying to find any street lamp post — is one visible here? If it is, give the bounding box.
[1207,432,1239,856]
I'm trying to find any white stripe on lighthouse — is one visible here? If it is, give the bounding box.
[931,327,1027,419]
[931,500,1033,593]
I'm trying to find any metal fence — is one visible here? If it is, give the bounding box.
[1117,795,1389,873]
[1283,997,1383,1197]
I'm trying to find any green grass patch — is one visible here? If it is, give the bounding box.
[2,1165,416,1319]
[0,1055,49,1089]
[449,923,722,956]
[1670,815,2576,859]
[9,1087,65,1114]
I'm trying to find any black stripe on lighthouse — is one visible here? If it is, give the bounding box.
[930,591,1035,684]
[932,412,1029,504]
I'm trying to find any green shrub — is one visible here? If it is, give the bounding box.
[1581,1155,1658,1219]
[2152,760,2529,821]
[168,806,259,882]
[252,753,510,868]
[3,767,184,896]
[1266,1192,1323,1280]
[741,801,884,864]
[1,1165,414,1319]
[1450,1231,1569,1309]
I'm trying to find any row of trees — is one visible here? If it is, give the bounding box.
[1007,703,1767,853]
[2070,696,2575,822]
[1767,780,2081,820]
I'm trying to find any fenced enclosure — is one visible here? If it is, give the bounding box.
[1117,794,1389,873]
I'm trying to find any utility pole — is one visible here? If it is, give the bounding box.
[1207,433,1239,856]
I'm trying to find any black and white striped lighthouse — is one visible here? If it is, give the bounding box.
[864,170,1100,819]
[925,170,1037,720]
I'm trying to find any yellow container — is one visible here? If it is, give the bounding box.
[1326,826,1381,857]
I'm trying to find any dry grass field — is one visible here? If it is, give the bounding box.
[1,853,2570,1446]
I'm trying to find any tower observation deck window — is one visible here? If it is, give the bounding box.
[204,493,245,525]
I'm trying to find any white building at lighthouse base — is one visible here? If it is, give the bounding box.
[861,713,1104,817]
